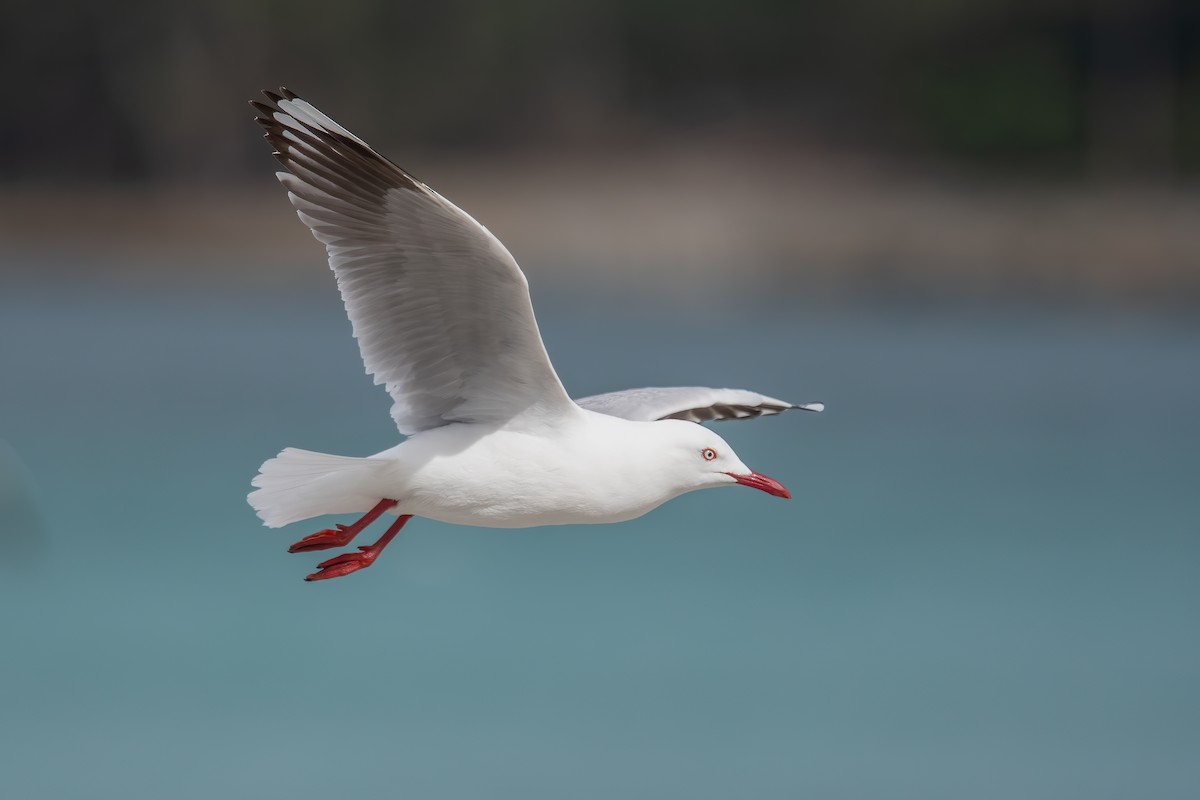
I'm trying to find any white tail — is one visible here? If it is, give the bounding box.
[248,448,392,528]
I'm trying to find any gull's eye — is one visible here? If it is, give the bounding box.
[701,448,717,461]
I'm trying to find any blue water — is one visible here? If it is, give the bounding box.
[1,277,1197,799]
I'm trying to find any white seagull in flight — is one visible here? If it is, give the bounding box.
[247,88,823,581]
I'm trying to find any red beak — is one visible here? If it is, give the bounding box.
[726,471,791,499]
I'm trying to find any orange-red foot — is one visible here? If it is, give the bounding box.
[287,498,398,553]
[304,514,411,582]
[288,525,357,553]
[305,545,381,580]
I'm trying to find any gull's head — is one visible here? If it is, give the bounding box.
[655,420,790,500]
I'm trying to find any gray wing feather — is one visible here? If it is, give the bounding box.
[575,386,824,423]
[252,89,574,435]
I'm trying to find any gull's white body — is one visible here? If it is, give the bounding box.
[246,89,822,549]
[257,411,757,530]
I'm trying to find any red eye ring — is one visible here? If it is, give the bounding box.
[701,448,717,461]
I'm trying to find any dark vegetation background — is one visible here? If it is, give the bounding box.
[5,0,1199,179]
[2,0,1198,302]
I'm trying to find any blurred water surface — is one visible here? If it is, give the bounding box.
[1,276,1197,799]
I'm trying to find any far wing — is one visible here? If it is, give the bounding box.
[575,387,823,423]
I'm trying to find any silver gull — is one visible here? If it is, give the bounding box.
[247,89,823,581]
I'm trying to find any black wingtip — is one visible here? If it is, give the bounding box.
[247,85,427,195]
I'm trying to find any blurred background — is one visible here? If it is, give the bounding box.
[2,1,1198,798]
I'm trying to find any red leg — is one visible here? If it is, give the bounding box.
[287,498,398,553]
[305,514,412,582]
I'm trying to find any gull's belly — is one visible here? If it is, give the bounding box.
[390,431,675,529]
[414,493,659,528]
[405,465,670,528]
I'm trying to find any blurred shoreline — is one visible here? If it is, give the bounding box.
[4,146,1198,306]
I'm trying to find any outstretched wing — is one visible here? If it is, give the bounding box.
[251,88,575,435]
[575,386,823,423]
